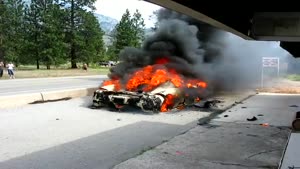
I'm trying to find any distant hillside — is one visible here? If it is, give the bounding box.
[94,13,118,35]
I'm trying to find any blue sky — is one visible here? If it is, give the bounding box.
[95,0,161,28]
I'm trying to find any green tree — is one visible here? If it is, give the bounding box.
[0,0,6,60]
[131,9,145,47]
[113,9,132,59]
[1,0,103,69]
[105,45,116,61]
[61,0,98,68]
[112,9,145,61]
[1,0,25,65]
[77,11,105,64]
[39,0,67,69]
[24,0,66,69]
[23,0,49,68]
[23,1,41,67]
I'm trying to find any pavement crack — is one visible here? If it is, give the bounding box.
[211,161,276,168]
[269,130,286,137]
[247,149,280,159]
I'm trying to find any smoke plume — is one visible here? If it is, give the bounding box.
[108,8,289,95]
[109,18,208,83]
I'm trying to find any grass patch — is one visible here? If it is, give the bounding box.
[286,74,300,81]
[0,67,110,79]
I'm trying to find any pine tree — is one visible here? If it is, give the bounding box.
[112,9,145,61]
[77,11,105,64]
[0,0,6,60]
[61,0,97,68]
[113,9,132,59]
[1,0,25,65]
[1,0,103,68]
[39,0,66,69]
[24,0,66,69]
[105,45,116,61]
[131,10,145,47]
[23,0,41,68]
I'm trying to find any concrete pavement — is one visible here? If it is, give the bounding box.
[114,123,289,169]
[212,93,300,126]
[0,92,250,169]
[113,93,300,169]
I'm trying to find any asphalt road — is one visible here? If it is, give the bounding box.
[0,93,249,169]
[0,75,107,96]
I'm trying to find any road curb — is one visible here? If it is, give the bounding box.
[0,93,43,109]
[41,88,97,101]
[0,87,97,109]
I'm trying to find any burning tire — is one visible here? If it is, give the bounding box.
[137,94,164,113]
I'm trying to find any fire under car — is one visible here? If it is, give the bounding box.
[92,81,208,113]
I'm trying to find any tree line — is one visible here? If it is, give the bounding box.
[0,0,145,69]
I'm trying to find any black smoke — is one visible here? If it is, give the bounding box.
[108,18,208,82]
[107,8,289,95]
[156,9,226,63]
[107,8,225,96]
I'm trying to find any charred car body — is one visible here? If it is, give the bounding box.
[92,82,199,113]
[92,10,213,113]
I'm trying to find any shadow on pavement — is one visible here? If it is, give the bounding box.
[0,121,189,169]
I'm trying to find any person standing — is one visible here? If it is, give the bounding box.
[83,63,88,71]
[0,61,3,78]
[7,62,15,79]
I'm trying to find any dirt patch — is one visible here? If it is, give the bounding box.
[258,88,300,94]
[258,79,300,94]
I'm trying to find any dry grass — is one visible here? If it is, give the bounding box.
[0,68,110,79]
[258,87,300,94]
[257,78,300,94]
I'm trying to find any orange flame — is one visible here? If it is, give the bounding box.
[125,65,185,92]
[102,79,121,91]
[176,104,185,110]
[161,94,175,112]
[155,57,170,64]
[101,57,207,112]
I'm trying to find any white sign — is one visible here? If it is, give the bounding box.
[261,57,280,88]
[262,57,279,67]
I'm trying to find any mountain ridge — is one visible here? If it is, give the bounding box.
[94,13,118,35]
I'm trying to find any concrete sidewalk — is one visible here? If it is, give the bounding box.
[113,93,300,169]
[0,75,105,96]
[0,75,106,108]
[0,87,97,109]
[0,92,253,169]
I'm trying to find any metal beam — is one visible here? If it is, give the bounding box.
[252,12,300,41]
[145,0,253,40]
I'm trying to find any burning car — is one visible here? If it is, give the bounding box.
[92,64,207,113]
[92,17,214,113]
[93,83,183,113]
